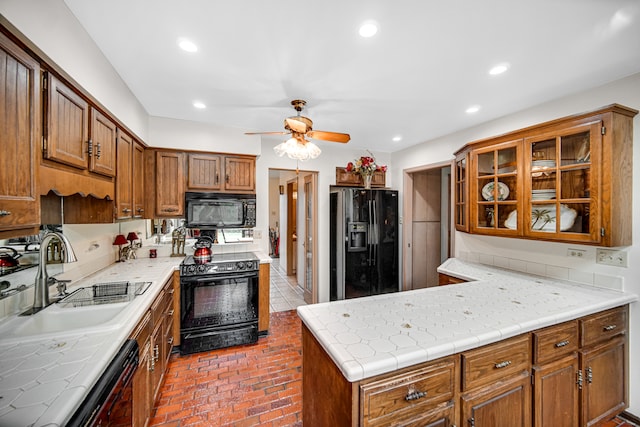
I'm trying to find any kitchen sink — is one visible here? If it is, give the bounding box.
[0,298,132,342]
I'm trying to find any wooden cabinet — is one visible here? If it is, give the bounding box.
[115,131,145,220]
[187,153,222,190]
[187,153,256,193]
[133,141,145,217]
[579,306,628,427]
[335,167,386,188]
[44,73,117,177]
[460,333,532,427]
[154,150,185,217]
[454,104,637,246]
[532,321,580,427]
[303,304,629,427]
[438,273,467,286]
[0,31,41,237]
[258,262,270,334]
[130,277,176,427]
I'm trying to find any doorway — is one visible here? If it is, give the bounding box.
[403,162,453,290]
[268,169,318,303]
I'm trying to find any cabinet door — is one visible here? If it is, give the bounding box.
[133,141,145,217]
[470,140,522,236]
[115,130,133,219]
[150,320,164,405]
[0,32,40,231]
[532,354,579,427]
[132,342,151,427]
[45,73,89,169]
[454,154,469,232]
[461,372,531,427]
[89,107,117,177]
[155,151,185,216]
[524,121,601,243]
[187,153,222,190]
[580,336,626,427]
[224,156,255,192]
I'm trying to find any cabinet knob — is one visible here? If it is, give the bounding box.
[0,210,11,217]
[122,208,131,213]
[137,208,145,213]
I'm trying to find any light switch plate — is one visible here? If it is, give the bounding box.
[596,248,628,267]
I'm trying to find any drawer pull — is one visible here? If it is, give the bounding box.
[404,389,427,401]
[603,324,617,332]
[0,210,11,217]
[494,361,512,369]
[586,367,593,384]
[555,340,570,348]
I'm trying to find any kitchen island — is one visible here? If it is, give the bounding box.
[297,258,637,426]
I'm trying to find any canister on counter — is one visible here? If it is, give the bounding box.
[149,249,157,258]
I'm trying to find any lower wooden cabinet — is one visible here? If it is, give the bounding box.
[302,305,628,427]
[130,276,176,427]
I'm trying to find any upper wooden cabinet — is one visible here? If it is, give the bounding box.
[155,151,185,216]
[116,131,145,220]
[187,153,255,193]
[0,31,41,236]
[454,104,637,246]
[43,72,117,178]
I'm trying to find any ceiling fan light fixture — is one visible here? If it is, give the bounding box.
[274,137,321,161]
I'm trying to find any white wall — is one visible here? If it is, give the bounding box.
[391,72,640,416]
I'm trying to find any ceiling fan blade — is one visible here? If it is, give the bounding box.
[244,131,289,136]
[307,130,350,143]
[285,117,309,134]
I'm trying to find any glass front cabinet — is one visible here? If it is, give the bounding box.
[454,104,637,246]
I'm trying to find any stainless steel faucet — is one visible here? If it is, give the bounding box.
[22,231,77,315]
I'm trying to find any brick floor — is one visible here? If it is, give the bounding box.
[150,310,637,427]
[150,310,302,427]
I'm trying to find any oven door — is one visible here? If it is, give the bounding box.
[180,272,259,354]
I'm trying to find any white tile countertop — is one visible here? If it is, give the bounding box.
[0,257,182,427]
[296,258,638,383]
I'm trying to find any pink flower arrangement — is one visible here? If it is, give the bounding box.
[345,152,387,176]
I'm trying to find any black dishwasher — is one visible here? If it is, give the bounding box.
[67,339,139,427]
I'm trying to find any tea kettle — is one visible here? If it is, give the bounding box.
[193,236,213,264]
[0,247,22,273]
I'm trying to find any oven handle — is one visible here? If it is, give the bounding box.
[181,272,258,283]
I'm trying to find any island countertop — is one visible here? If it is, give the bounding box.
[296,258,638,382]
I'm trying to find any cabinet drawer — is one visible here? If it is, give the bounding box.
[360,356,456,427]
[461,334,530,391]
[150,289,166,326]
[533,320,579,364]
[581,305,627,347]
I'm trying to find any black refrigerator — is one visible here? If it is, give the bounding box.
[330,188,399,300]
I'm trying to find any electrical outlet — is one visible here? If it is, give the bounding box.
[596,248,628,267]
[254,230,262,239]
[567,248,586,258]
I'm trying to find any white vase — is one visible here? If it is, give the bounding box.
[363,174,372,189]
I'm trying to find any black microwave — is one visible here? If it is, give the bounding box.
[184,192,256,229]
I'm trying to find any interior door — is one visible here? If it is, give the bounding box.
[303,173,317,304]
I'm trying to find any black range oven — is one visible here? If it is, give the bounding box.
[179,253,259,355]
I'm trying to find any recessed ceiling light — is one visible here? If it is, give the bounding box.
[193,101,206,109]
[178,38,198,53]
[466,105,481,114]
[359,21,379,38]
[489,63,510,75]
[392,136,402,142]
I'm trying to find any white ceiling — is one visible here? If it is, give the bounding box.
[63,0,640,153]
